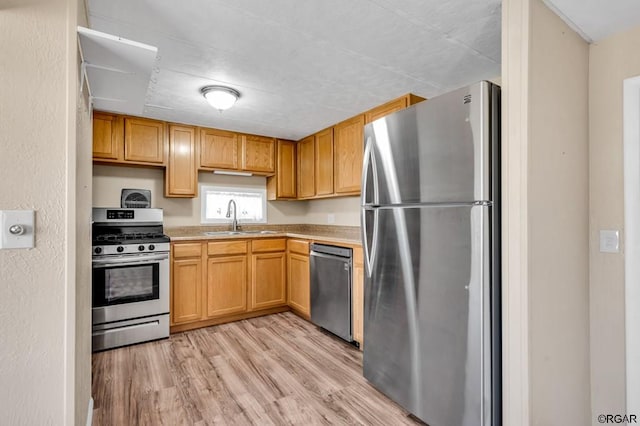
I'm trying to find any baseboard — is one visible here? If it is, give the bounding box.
[86,397,94,426]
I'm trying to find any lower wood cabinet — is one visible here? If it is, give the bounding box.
[170,238,288,332]
[251,252,286,310]
[352,247,364,348]
[207,255,247,317]
[171,237,362,337]
[287,239,310,318]
[250,238,287,311]
[171,243,203,325]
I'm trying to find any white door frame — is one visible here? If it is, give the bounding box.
[623,75,640,415]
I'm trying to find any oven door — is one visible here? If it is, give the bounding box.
[92,252,169,325]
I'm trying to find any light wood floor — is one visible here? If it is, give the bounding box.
[92,312,422,425]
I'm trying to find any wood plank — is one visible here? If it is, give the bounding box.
[92,312,420,425]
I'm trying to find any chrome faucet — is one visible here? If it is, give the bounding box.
[226,199,238,231]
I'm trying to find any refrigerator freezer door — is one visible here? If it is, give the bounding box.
[363,204,494,426]
[362,81,495,206]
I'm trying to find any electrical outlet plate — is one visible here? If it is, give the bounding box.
[327,213,335,224]
[0,210,35,249]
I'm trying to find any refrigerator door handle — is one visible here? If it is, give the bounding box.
[361,135,380,206]
[361,207,379,278]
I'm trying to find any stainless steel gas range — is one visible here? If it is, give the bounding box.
[91,208,170,352]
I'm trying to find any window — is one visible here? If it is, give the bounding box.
[201,184,267,224]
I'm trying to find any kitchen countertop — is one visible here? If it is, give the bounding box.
[165,224,362,246]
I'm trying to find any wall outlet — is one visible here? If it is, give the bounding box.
[327,213,335,224]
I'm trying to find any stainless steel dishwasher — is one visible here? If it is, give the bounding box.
[310,243,353,342]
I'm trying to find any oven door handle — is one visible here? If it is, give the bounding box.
[92,254,169,268]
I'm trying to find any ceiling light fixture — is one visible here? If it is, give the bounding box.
[201,85,240,111]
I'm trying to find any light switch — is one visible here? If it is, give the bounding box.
[0,210,35,249]
[327,213,335,224]
[599,229,620,253]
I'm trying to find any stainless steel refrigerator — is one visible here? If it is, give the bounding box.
[361,81,501,426]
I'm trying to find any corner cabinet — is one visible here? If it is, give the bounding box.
[250,239,287,310]
[267,139,297,200]
[334,115,365,195]
[315,128,334,196]
[166,124,197,197]
[297,135,316,199]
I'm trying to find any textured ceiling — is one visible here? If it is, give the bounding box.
[544,0,640,43]
[87,0,501,140]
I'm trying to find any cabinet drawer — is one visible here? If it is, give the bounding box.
[252,238,287,253]
[208,240,248,256]
[288,239,309,255]
[173,243,202,259]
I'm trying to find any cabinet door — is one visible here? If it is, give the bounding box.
[364,94,426,124]
[251,252,286,310]
[172,258,203,325]
[242,135,275,173]
[297,135,315,198]
[315,128,334,196]
[334,115,364,194]
[92,112,123,160]
[207,255,247,318]
[276,139,297,198]
[364,97,408,124]
[352,247,364,348]
[124,117,165,164]
[200,128,239,169]
[287,253,310,317]
[166,124,197,197]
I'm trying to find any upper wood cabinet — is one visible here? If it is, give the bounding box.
[297,135,315,199]
[241,134,275,174]
[92,112,123,161]
[364,93,426,124]
[166,124,197,198]
[199,128,239,170]
[124,117,166,164]
[315,128,334,196]
[267,139,296,200]
[334,115,365,194]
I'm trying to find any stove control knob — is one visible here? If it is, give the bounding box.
[116,246,124,253]
[138,245,145,251]
[94,247,102,254]
[149,244,155,251]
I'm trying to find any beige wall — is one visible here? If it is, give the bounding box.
[0,0,84,424]
[502,0,592,423]
[93,165,361,227]
[528,2,591,424]
[75,2,93,425]
[588,24,640,418]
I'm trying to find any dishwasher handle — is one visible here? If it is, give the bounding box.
[310,250,352,265]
